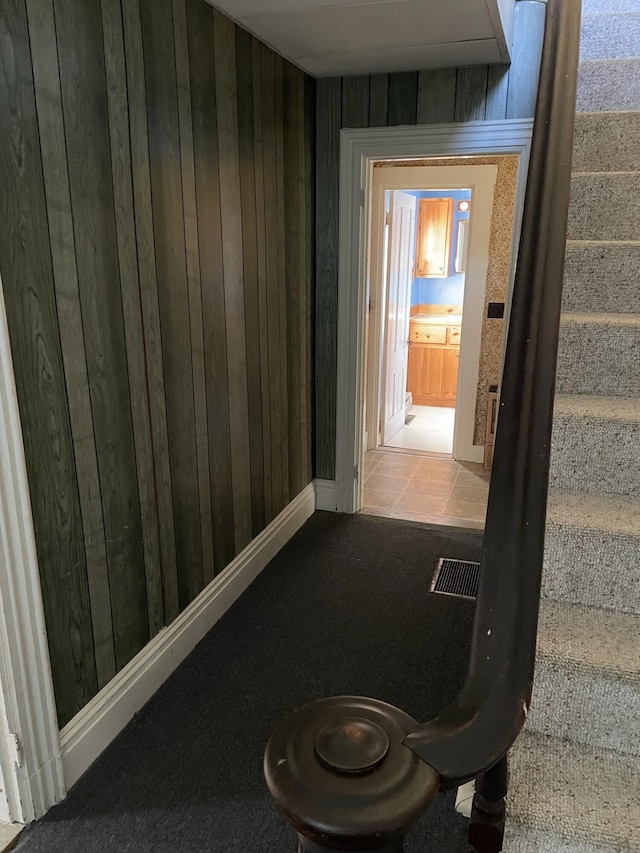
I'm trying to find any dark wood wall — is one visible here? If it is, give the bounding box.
[0,0,314,726]
[315,0,546,479]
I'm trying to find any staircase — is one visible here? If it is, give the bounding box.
[505,1,640,850]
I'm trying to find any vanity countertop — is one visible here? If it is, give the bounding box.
[411,313,462,326]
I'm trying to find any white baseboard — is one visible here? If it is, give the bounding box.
[314,479,338,511]
[59,482,315,790]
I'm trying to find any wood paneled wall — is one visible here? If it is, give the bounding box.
[0,0,313,726]
[315,0,546,479]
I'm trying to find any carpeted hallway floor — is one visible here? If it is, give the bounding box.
[14,512,482,852]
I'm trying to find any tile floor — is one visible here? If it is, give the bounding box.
[361,449,490,530]
[385,405,455,454]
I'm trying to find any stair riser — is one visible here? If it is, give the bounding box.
[563,243,640,314]
[550,416,640,497]
[580,13,640,60]
[556,322,640,397]
[528,665,640,756]
[573,113,640,173]
[568,174,640,241]
[544,527,640,616]
[577,58,640,111]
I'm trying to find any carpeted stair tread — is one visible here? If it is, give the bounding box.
[544,491,640,615]
[577,58,640,111]
[573,112,640,172]
[553,393,640,421]
[563,241,640,313]
[506,731,640,852]
[560,311,640,326]
[568,172,640,241]
[556,312,640,397]
[580,12,640,60]
[526,601,640,754]
[547,489,640,538]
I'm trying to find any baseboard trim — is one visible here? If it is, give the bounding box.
[59,482,315,790]
[314,479,338,511]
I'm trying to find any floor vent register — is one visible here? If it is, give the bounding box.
[431,557,480,599]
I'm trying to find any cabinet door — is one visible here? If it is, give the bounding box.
[415,197,453,278]
[408,344,444,402]
[442,348,460,401]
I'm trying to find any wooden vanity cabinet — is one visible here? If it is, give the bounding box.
[407,319,460,407]
[415,197,454,278]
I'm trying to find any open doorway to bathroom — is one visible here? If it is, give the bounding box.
[361,158,517,528]
[381,187,472,456]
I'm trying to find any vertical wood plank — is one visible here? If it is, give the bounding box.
[213,9,252,549]
[341,75,369,128]
[251,39,274,524]
[54,0,149,669]
[121,0,180,624]
[25,0,116,687]
[0,0,98,726]
[506,0,546,119]
[416,68,456,124]
[186,0,235,571]
[140,0,203,607]
[236,29,265,535]
[315,77,341,480]
[485,64,510,121]
[387,71,418,126]
[303,74,315,483]
[273,53,289,511]
[261,48,284,511]
[101,0,164,639]
[455,66,489,122]
[284,61,303,498]
[172,0,215,584]
[368,74,388,127]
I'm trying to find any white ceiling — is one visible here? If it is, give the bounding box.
[209,0,514,77]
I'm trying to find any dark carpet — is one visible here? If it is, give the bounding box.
[15,512,482,852]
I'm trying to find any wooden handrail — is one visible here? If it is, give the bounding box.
[404,0,583,784]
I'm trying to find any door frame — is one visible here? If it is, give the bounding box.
[0,275,65,824]
[335,119,534,514]
[370,165,498,464]
[378,189,417,446]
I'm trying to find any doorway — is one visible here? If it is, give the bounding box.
[365,164,498,467]
[376,183,474,457]
[331,120,533,516]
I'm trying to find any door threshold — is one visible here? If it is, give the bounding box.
[376,445,453,460]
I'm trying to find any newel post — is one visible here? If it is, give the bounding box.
[264,696,440,851]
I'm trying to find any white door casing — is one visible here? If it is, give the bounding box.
[382,191,416,444]
[0,274,65,824]
[335,120,534,514]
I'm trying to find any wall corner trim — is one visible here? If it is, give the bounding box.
[314,479,338,512]
[59,482,316,791]
[0,277,65,824]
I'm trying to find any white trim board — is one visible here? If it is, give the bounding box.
[315,479,338,512]
[335,120,534,514]
[60,482,315,790]
[0,275,65,824]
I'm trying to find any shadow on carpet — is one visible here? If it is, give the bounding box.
[16,512,483,852]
